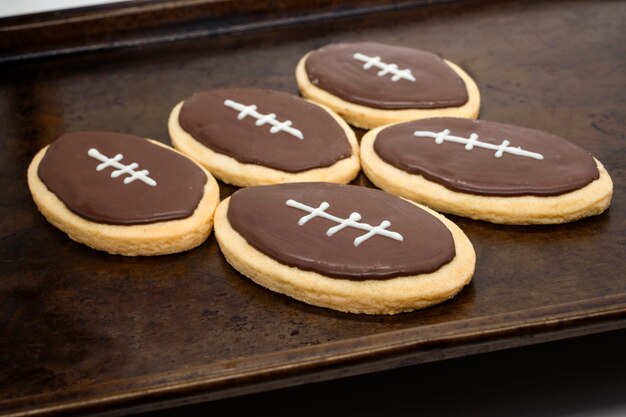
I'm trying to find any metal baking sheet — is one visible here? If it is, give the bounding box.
[1,1,625,415]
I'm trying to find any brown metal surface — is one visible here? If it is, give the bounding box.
[1,0,625,416]
[0,0,449,62]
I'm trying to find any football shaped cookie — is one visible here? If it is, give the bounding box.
[214,182,475,315]
[28,131,220,256]
[168,88,360,187]
[295,42,480,129]
[360,117,613,224]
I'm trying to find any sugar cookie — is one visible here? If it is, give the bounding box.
[28,131,220,255]
[296,42,480,129]
[168,88,360,187]
[360,117,613,224]
[214,182,475,315]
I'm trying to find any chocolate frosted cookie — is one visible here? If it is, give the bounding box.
[296,42,480,129]
[214,182,475,315]
[28,132,220,255]
[168,88,360,187]
[360,117,613,224]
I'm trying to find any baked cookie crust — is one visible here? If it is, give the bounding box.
[296,52,481,130]
[214,196,475,315]
[28,141,220,256]
[360,126,613,224]
[168,100,361,187]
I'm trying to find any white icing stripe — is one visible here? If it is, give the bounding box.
[353,52,416,82]
[297,201,329,225]
[223,99,304,140]
[87,148,157,186]
[413,130,544,160]
[285,199,403,247]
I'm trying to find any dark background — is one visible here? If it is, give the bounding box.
[140,328,626,417]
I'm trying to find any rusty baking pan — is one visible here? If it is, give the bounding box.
[1,0,625,416]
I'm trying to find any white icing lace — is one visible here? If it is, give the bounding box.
[413,129,544,160]
[87,148,157,186]
[285,199,403,247]
[353,52,416,82]
[223,99,304,140]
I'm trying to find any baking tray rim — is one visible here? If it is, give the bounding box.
[3,293,626,417]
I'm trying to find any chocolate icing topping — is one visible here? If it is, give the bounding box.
[227,183,455,280]
[38,132,207,225]
[304,42,469,110]
[374,118,599,196]
[178,88,352,172]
